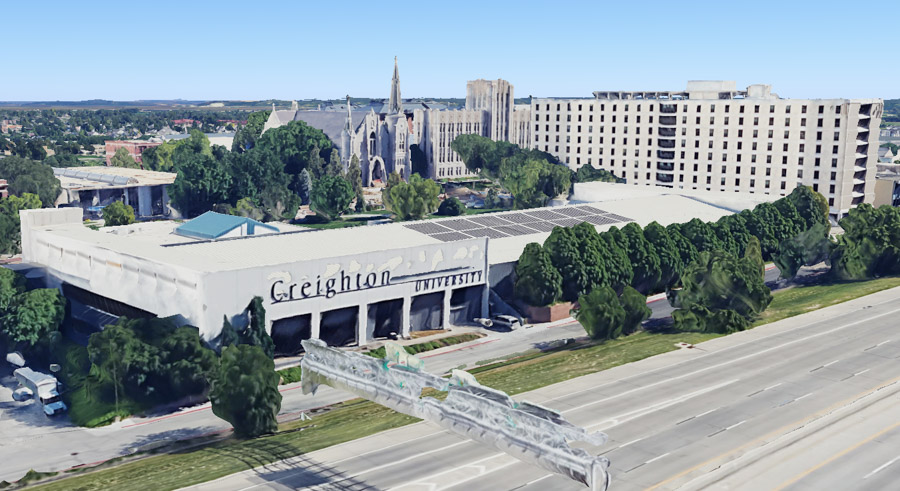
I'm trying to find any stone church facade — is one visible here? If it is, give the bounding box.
[261,58,530,186]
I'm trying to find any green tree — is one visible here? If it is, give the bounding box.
[643,222,682,290]
[672,237,772,333]
[773,222,833,279]
[436,197,466,216]
[514,243,562,307]
[410,144,428,177]
[597,227,634,293]
[171,152,231,217]
[231,197,265,221]
[544,226,594,302]
[310,174,354,222]
[308,144,327,179]
[103,200,135,227]
[572,164,624,184]
[0,156,60,207]
[4,288,65,350]
[0,193,42,255]
[239,297,275,359]
[830,205,900,280]
[231,110,270,153]
[573,286,625,341]
[297,168,312,206]
[388,174,441,221]
[110,147,139,169]
[346,155,363,196]
[326,149,342,177]
[787,185,829,230]
[620,286,651,335]
[0,268,25,316]
[210,344,282,438]
[620,222,660,294]
[162,326,218,398]
[381,172,402,211]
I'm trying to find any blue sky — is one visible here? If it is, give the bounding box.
[2,0,897,101]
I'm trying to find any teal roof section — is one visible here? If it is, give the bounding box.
[175,211,279,240]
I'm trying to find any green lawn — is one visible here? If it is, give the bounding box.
[753,276,900,326]
[28,277,900,490]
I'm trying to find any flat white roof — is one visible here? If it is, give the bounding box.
[53,166,176,190]
[29,184,774,273]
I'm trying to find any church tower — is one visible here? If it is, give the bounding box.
[388,57,402,114]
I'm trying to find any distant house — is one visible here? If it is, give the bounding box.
[0,179,8,198]
[104,140,162,166]
[878,146,896,163]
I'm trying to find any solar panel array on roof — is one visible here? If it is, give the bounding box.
[403,205,633,242]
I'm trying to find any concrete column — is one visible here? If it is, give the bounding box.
[442,289,452,329]
[137,186,152,217]
[162,186,171,216]
[481,284,490,319]
[311,310,321,340]
[401,294,411,338]
[357,303,368,346]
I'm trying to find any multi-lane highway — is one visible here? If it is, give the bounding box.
[186,285,900,491]
[0,266,777,484]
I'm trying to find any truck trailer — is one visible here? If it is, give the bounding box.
[13,367,68,416]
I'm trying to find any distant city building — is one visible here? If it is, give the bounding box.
[104,140,162,166]
[878,145,895,163]
[262,58,530,185]
[532,81,883,220]
[172,119,200,127]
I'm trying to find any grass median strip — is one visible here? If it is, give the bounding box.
[27,279,900,490]
[753,276,900,327]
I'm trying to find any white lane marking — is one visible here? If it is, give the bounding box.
[864,455,900,479]
[695,407,720,418]
[855,368,871,377]
[725,420,746,431]
[824,359,841,367]
[586,380,738,431]
[877,340,891,347]
[563,306,900,415]
[331,430,445,465]
[524,473,554,486]
[543,301,900,406]
[764,383,783,391]
[387,453,509,490]
[619,437,643,448]
[795,392,813,401]
[646,452,670,464]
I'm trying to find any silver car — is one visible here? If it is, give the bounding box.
[491,314,521,331]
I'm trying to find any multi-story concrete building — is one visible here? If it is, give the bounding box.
[531,81,882,220]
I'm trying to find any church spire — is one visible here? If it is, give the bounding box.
[388,56,401,114]
[344,95,352,132]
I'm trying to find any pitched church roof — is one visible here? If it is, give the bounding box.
[292,110,369,144]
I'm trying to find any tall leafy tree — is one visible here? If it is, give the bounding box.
[773,222,833,279]
[162,326,218,398]
[381,172,403,211]
[544,226,593,302]
[388,174,441,221]
[787,185,830,229]
[672,237,772,333]
[0,156,60,207]
[643,221,682,290]
[0,193,42,255]
[326,149,343,177]
[4,288,66,350]
[830,204,900,280]
[0,268,25,316]
[514,243,562,306]
[597,227,634,293]
[310,174,354,222]
[171,152,231,217]
[620,222,660,294]
[573,286,626,341]
[620,286,651,335]
[210,344,282,438]
[240,297,275,359]
[231,110,271,153]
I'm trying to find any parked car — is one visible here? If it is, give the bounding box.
[491,314,521,331]
[13,367,68,416]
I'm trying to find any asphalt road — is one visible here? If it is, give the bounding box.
[0,266,778,483]
[185,283,900,491]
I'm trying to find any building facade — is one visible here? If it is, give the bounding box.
[104,140,162,166]
[531,81,882,220]
[261,59,529,185]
